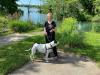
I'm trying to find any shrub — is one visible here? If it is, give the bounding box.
[57,17,84,47]
[92,15,100,22]
[0,17,8,32]
[92,15,100,32]
[9,20,34,33]
[92,22,100,33]
[95,25,100,33]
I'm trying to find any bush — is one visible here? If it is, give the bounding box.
[0,17,8,32]
[92,22,100,33]
[95,25,100,33]
[9,20,34,32]
[92,15,100,32]
[92,15,100,22]
[57,17,84,47]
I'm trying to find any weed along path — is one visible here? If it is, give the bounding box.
[9,51,100,75]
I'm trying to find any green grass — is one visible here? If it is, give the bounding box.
[84,32,100,46]
[0,27,43,37]
[0,35,45,75]
[63,32,100,63]
[0,30,13,36]
[27,27,43,33]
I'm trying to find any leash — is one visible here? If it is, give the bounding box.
[44,32,55,51]
[46,32,53,42]
[45,42,53,55]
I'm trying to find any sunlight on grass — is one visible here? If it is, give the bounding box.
[84,32,100,46]
[0,58,6,62]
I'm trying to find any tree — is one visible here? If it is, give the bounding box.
[94,0,100,14]
[42,0,98,21]
[43,0,85,21]
[0,0,18,14]
[43,0,64,20]
[79,0,95,15]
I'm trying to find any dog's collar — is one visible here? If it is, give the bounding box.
[45,43,53,51]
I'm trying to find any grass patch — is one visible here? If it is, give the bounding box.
[0,29,13,36]
[56,18,100,64]
[9,20,34,33]
[0,35,45,75]
[84,32,100,46]
[27,27,43,33]
[0,27,43,37]
[62,32,100,64]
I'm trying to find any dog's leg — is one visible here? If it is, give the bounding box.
[30,45,36,62]
[45,50,50,63]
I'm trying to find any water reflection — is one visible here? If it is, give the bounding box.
[18,7,47,24]
[78,22,100,32]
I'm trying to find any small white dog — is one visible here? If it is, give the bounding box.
[28,41,58,62]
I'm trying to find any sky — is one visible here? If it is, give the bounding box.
[16,0,44,5]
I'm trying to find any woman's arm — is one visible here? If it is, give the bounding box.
[52,28,56,32]
[44,27,46,32]
[51,21,56,32]
[50,28,56,32]
[44,27,47,35]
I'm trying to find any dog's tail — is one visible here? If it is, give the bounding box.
[25,48,31,51]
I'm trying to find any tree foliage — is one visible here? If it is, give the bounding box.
[94,0,100,14]
[0,0,18,14]
[43,0,100,21]
[79,0,95,15]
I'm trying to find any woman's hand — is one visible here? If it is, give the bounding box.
[44,31,47,35]
[50,30,53,32]
[50,29,55,32]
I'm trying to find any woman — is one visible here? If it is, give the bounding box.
[44,12,58,58]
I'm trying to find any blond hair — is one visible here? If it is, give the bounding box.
[47,12,52,17]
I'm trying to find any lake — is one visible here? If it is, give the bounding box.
[17,0,47,25]
[18,7,47,24]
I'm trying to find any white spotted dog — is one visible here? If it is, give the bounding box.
[28,41,59,62]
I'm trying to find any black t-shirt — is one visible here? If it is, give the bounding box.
[44,21,56,34]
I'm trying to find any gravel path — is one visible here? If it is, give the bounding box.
[8,51,100,75]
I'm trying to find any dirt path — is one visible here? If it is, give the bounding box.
[8,51,100,75]
[0,32,43,47]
